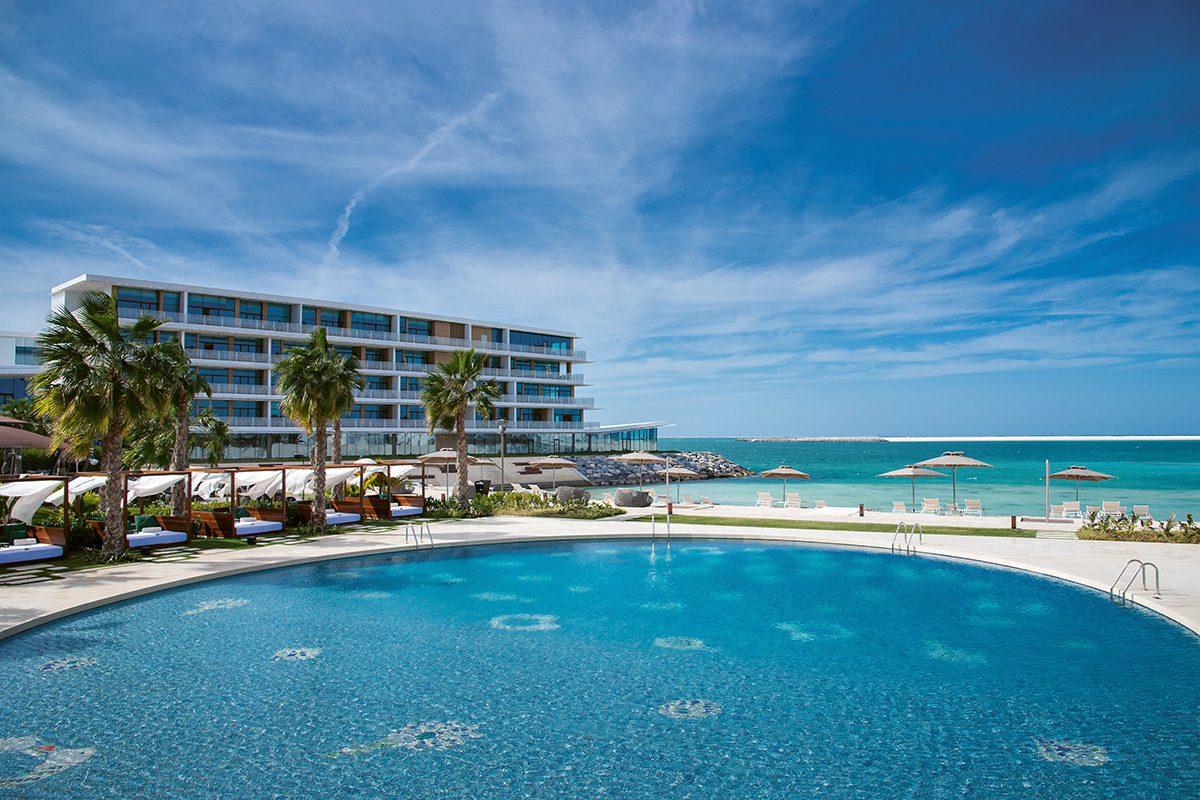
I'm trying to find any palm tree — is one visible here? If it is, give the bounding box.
[421,349,500,505]
[31,291,163,557]
[274,328,350,532]
[326,346,363,501]
[143,341,212,515]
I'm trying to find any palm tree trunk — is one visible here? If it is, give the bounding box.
[331,415,344,501]
[312,418,328,533]
[455,409,470,506]
[170,400,189,517]
[99,421,126,558]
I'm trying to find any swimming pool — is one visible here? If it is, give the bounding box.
[1,539,1197,798]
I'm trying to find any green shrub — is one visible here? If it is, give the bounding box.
[1078,512,1200,544]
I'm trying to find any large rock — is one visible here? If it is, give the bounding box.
[555,486,591,504]
[614,488,652,508]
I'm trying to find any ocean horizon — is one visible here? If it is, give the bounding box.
[645,437,1200,519]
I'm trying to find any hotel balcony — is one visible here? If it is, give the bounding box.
[129,311,586,360]
[212,415,599,433]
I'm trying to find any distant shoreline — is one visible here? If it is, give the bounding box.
[726,435,1200,442]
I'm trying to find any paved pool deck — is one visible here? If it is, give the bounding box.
[2,516,1197,641]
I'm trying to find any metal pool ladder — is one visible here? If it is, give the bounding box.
[405,522,434,548]
[1109,559,1161,605]
[891,522,922,555]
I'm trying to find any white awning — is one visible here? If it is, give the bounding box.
[0,479,65,523]
[126,474,188,501]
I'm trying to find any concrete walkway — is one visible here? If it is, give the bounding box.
[2,516,1197,641]
[665,502,1083,533]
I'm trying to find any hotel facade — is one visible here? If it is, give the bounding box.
[0,275,660,460]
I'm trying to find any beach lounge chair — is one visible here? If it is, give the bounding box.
[602,492,616,506]
[785,492,802,508]
[682,495,694,506]
[1133,504,1151,520]
[963,499,983,516]
[1062,501,1081,519]
[292,502,360,526]
[921,498,942,515]
[1051,504,1064,518]
[756,492,776,508]
[1086,505,1099,518]
[0,533,64,565]
[814,500,827,509]
[892,501,908,513]
[1101,501,1126,518]
[700,496,717,506]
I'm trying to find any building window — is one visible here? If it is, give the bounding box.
[334,345,354,359]
[398,350,429,365]
[363,348,388,363]
[270,401,283,418]
[196,399,229,415]
[554,410,580,423]
[115,287,158,314]
[266,303,292,324]
[188,294,236,318]
[156,331,178,343]
[231,369,262,385]
[510,331,571,351]
[0,377,29,403]
[238,301,263,321]
[399,318,431,337]
[398,405,425,421]
[359,404,388,420]
[14,345,41,366]
[400,376,422,392]
[232,338,262,353]
[515,408,538,421]
[351,311,391,333]
[197,335,229,352]
[363,375,390,390]
[198,368,227,385]
[161,291,181,313]
[231,401,259,418]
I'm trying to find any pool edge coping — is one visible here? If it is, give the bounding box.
[1,523,1196,641]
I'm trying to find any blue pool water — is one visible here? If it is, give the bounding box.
[1,540,1198,798]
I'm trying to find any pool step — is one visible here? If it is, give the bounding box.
[1035,529,1079,540]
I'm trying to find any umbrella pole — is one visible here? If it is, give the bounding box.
[911,477,916,508]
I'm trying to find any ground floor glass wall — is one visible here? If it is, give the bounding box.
[192,427,657,463]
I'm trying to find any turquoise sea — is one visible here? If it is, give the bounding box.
[646,438,1200,519]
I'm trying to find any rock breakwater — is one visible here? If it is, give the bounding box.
[572,452,753,486]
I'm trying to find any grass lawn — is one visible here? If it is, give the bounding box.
[627,514,1034,538]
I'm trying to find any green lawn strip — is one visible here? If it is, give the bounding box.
[627,514,1033,538]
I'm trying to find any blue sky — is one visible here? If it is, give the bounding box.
[1,1,1198,436]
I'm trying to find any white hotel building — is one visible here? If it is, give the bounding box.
[0,275,661,460]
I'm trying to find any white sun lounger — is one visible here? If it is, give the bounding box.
[892,501,908,513]
[1133,504,1150,519]
[814,500,827,509]
[0,538,63,565]
[1051,504,1064,518]
[325,511,361,526]
[234,518,284,537]
[127,527,189,549]
[785,492,802,508]
[1062,501,1081,518]
[921,498,942,514]
[1101,501,1126,518]
[756,492,776,508]
[390,505,422,518]
[700,496,717,506]
[963,499,983,516]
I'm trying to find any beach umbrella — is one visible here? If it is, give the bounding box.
[530,456,576,489]
[1047,465,1116,501]
[761,466,810,503]
[878,466,948,507]
[418,449,463,499]
[659,466,700,503]
[912,452,993,510]
[610,451,667,489]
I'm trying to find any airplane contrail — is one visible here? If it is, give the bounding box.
[323,92,500,265]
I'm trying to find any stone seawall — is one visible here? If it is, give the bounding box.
[572,452,753,486]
